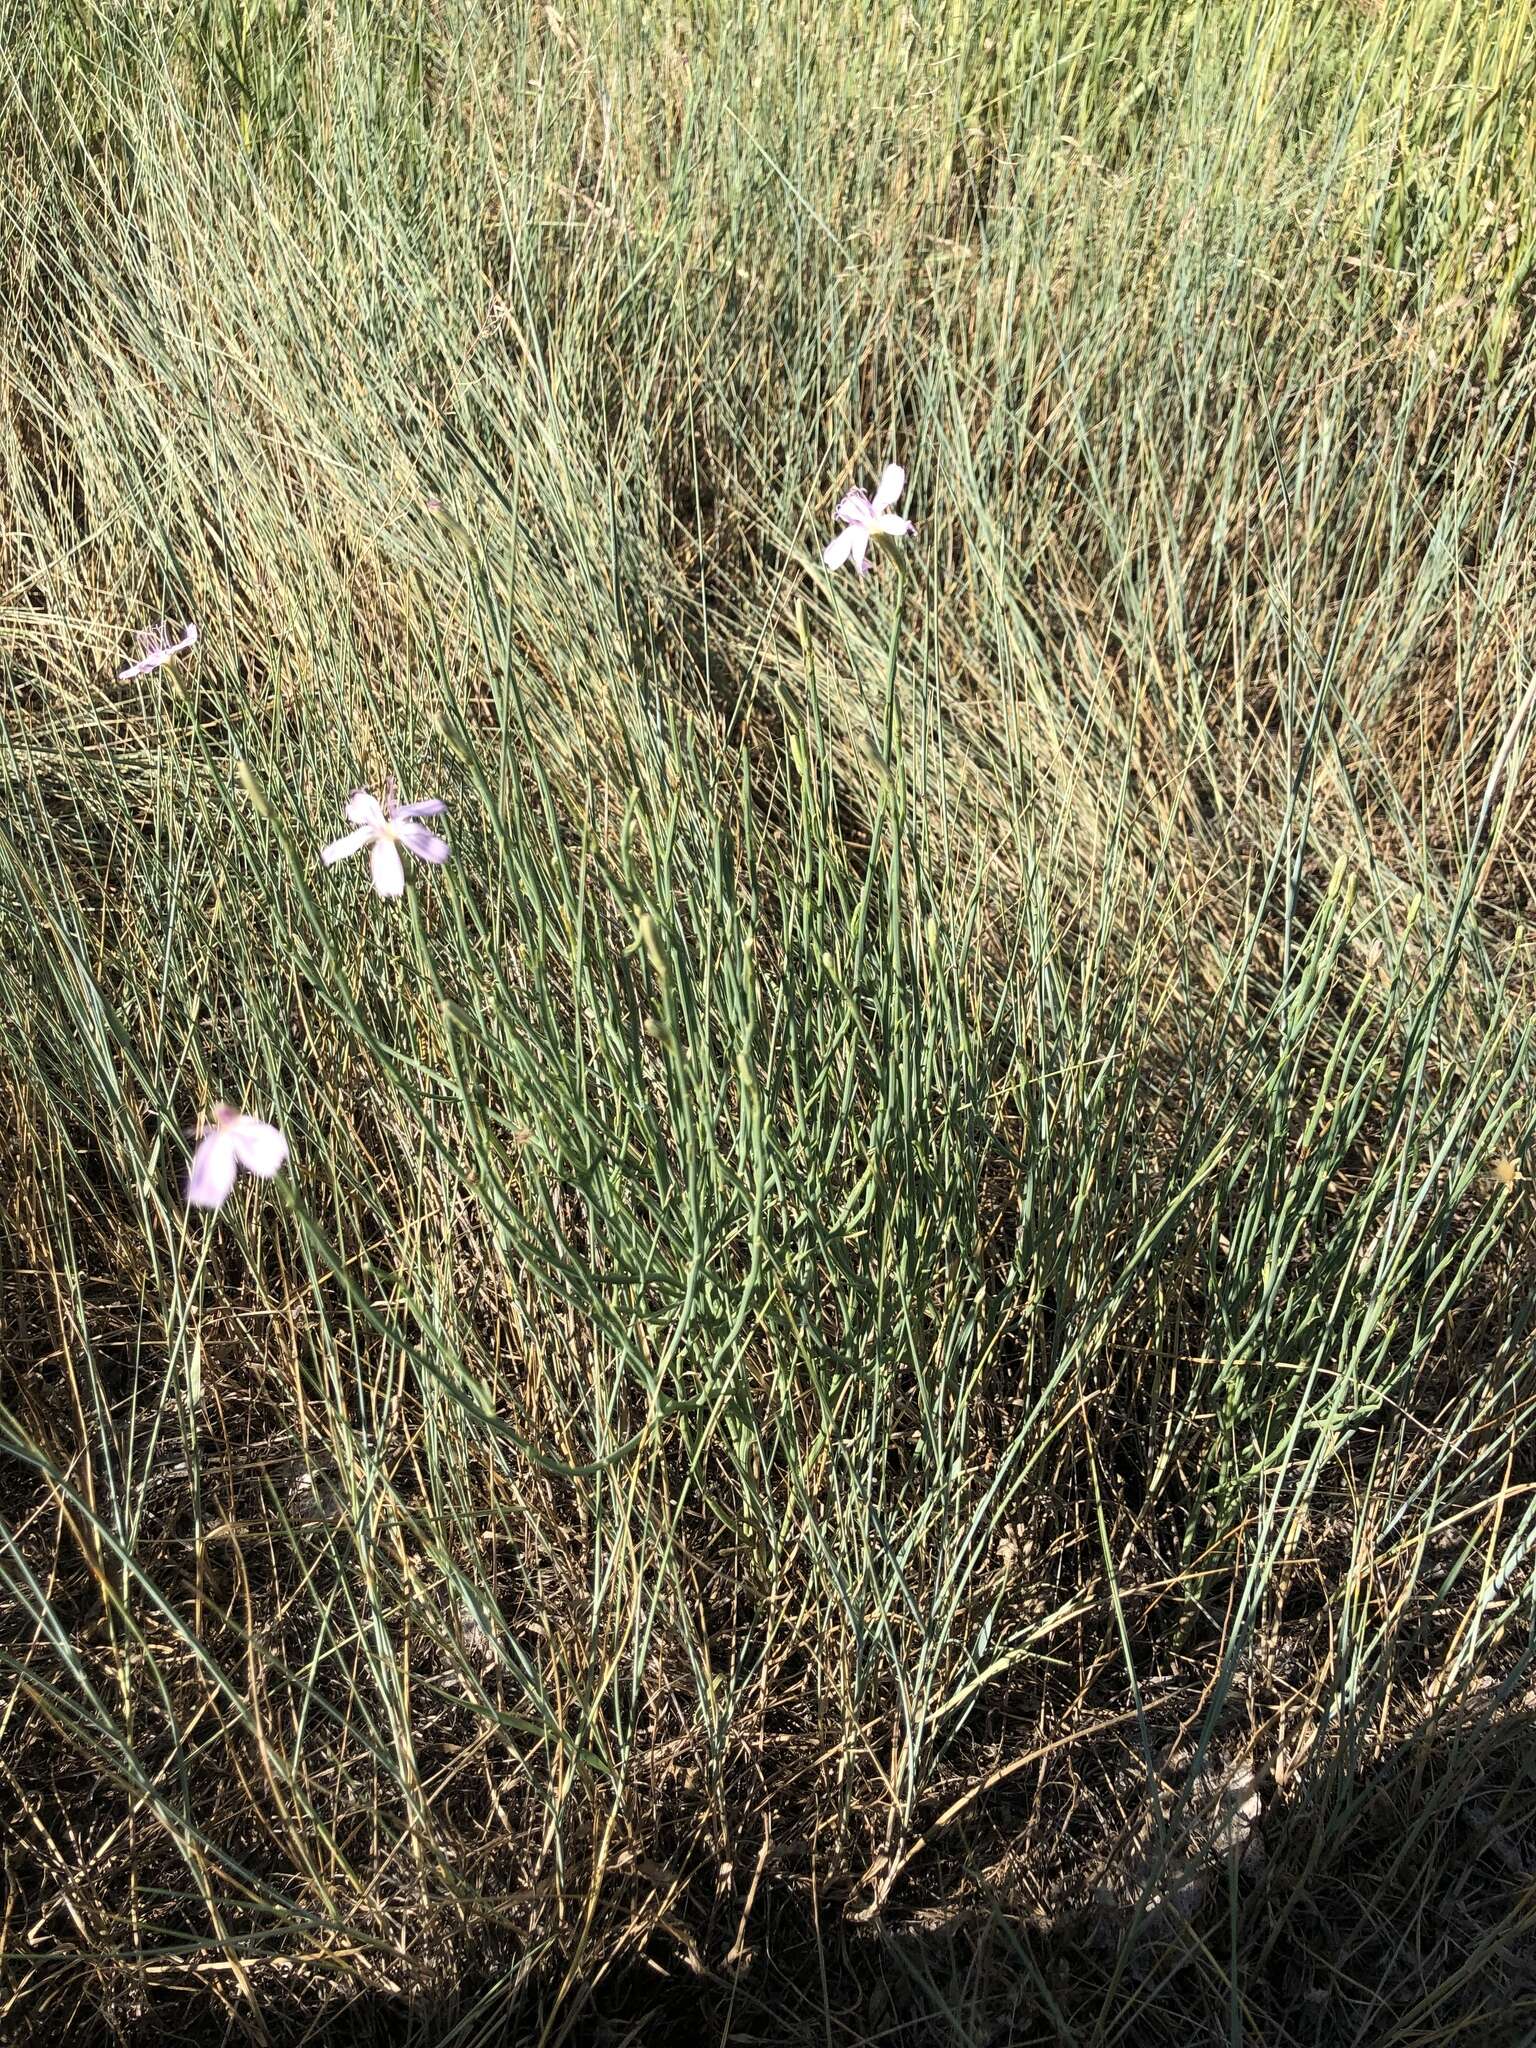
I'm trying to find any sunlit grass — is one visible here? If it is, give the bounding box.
[4,1,1536,2040]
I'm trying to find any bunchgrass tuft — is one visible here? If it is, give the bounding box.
[4,2,1536,2040]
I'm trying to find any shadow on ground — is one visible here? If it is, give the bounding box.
[18,1688,1535,2048]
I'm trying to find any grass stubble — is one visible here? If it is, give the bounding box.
[4,1,1536,2041]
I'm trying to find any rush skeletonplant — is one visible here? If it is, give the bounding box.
[4,3,1536,2043]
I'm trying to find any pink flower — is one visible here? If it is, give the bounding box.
[187,1106,289,1210]
[320,781,449,899]
[822,464,914,575]
[119,621,198,681]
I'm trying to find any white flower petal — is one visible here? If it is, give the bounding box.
[345,788,386,828]
[229,1117,288,1179]
[186,1131,239,1210]
[871,464,906,514]
[321,825,374,866]
[823,527,858,570]
[370,835,406,898]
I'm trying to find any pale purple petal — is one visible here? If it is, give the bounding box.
[836,491,874,527]
[823,527,858,570]
[370,835,406,898]
[391,796,446,820]
[345,788,386,828]
[117,621,197,682]
[118,650,168,681]
[871,464,906,515]
[186,1130,239,1210]
[396,820,450,865]
[321,825,374,866]
[871,512,914,539]
[118,631,174,682]
[229,1117,288,1178]
[850,527,872,575]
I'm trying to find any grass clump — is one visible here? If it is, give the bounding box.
[4,1,1536,2041]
